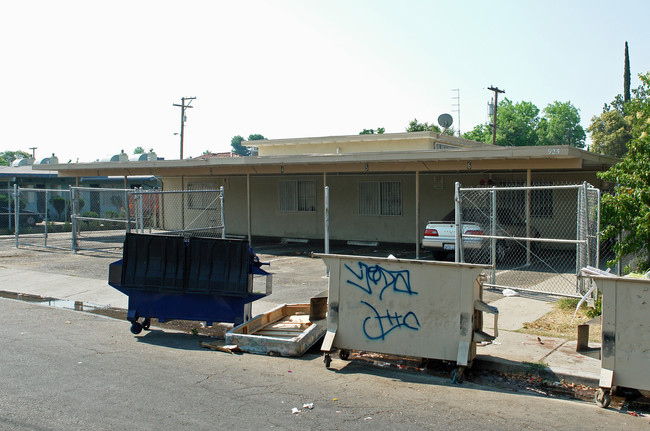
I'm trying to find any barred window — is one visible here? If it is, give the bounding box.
[497,181,553,218]
[187,182,219,210]
[279,180,316,212]
[359,181,402,216]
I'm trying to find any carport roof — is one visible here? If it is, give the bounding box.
[33,134,618,177]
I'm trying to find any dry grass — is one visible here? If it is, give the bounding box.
[518,299,601,342]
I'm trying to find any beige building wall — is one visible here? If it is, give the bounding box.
[159,171,604,246]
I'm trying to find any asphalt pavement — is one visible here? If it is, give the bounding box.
[0,240,602,389]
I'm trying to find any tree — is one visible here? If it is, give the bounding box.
[463,124,492,143]
[537,101,586,148]
[247,134,267,142]
[598,72,650,271]
[133,146,145,154]
[231,135,249,156]
[359,128,385,135]
[230,134,266,156]
[492,98,541,146]
[202,150,212,155]
[406,118,441,133]
[0,150,31,166]
[587,110,631,157]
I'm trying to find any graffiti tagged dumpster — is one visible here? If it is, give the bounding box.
[315,254,498,381]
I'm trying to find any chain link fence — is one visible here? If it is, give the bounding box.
[71,187,224,253]
[2,186,73,250]
[457,182,601,298]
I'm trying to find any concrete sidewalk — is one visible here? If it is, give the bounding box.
[0,266,602,387]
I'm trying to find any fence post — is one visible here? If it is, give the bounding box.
[324,186,330,254]
[596,188,601,271]
[491,187,497,285]
[14,184,18,248]
[71,187,78,253]
[125,189,131,234]
[44,189,49,248]
[454,182,462,263]
[220,186,226,239]
[7,188,12,230]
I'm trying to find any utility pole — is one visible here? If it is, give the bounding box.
[488,86,505,146]
[173,97,196,160]
[451,89,461,137]
[29,147,37,159]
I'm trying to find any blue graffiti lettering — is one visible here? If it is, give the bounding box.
[360,301,421,341]
[344,262,417,300]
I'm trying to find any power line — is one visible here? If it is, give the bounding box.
[173,97,196,159]
[487,86,505,145]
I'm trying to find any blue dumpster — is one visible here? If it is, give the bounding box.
[109,233,272,334]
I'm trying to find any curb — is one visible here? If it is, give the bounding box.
[473,356,600,388]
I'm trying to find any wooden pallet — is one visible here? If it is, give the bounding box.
[226,304,326,356]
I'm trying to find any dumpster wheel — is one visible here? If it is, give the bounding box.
[324,353,332,368]
[142,318,151,330]
[130,321,143,335]
[595,388,611,408]
[338,349,350,360]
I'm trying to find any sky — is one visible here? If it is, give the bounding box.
[2,0,649,163]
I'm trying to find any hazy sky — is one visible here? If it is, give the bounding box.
[2,0,649,163]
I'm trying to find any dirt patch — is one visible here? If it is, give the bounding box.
[518,299,601,342]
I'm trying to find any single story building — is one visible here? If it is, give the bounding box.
[34,131,618,250]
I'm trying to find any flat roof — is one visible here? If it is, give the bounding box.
[33,132,618,177]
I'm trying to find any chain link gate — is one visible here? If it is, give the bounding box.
[456,182,601,298]
[8,186,73,250]
[70,187,225,253]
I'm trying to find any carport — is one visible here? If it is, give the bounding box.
[34,131,617,259]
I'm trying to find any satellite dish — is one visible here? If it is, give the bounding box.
[438,113,453,129]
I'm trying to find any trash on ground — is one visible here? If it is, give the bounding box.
[199,341,241,354]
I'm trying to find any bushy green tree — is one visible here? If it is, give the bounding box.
[587,110,631,158]
[0,150,31,166]
[537,101,586,148]
[406,118,441,133]
[598,72,650,271]
[462,124,492,143]
[493,98,540,146]
[133,146,145,154]
[230,135,249,156]
[359,128,385,135]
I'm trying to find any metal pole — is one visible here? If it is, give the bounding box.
[7,184,12,230]
[324,186,330,254]
[14,184,18,248]
[454,181,461,263]
[247,173,252,245]
[526,169,532,265]
[491,187,497,285]
[220,186,226,239]
[124,189,131,234]
[44,190,49,248]
[415,171,420,259]
[137,188,144,233]
[71,187,78,253]
[596,188,601,271]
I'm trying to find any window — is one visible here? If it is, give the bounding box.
[359,181,402,216]
[187,182,219,210]
[279,180,316,212]
[497,181,553,218]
